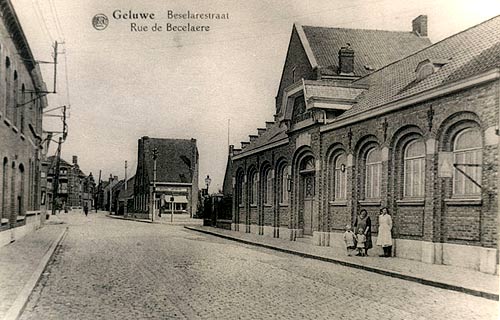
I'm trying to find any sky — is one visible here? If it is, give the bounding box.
[10,0,500,192]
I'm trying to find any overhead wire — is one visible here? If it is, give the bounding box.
[48,0,65,40]
[31,0,53,44]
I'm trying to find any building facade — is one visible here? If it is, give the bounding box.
[0,0,47,231]
[133,136,199,218]
[223,16,499,274]
[41,155,94,210]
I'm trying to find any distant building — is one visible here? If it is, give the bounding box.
[133,137,199,218]
[0,0,47,234]
[101,175,119,211]
[118,175,135,216]
[41,155,94,210]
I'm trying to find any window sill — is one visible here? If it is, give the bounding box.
[279,203,289,207]
[250,204,257,208]
[12,125,18,133]
[358,200,381,206]
[396,199,425,206]
[444,198,482,206]
[263,204,272,208]
[16,215,25,222]
[20,133,25,141]
[329,200,348,206]
[1,218,8,225]
[4,118,11,127]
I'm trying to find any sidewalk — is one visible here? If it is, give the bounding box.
[185,225,499,301]
[0,219,67,320]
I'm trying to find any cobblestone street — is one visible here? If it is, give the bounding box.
[20,212,498,320]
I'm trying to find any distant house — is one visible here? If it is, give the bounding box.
[41,155,94,210]
[118,175,135,216]
[133,136,199,218]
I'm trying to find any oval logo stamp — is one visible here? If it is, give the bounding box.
[92,14,109,30]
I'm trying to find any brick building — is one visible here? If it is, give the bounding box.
[133,137,199,219]
[223,16,499,274]
[41,155,94,210]
[0,0,46,231]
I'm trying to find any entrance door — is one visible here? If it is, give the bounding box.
[302,173,315,236]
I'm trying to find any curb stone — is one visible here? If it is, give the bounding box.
[184,226,499,301]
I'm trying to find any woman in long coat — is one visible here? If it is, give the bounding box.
[376,207,393,257]
[354,209,372,256]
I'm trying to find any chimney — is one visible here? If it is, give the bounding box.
[241,141,250,149]
[412,15,428,37]
[72,155,78,165]
[265,121,274,129]
[338,44,354,75]
[257,128,266,136]
[249,135,258,142]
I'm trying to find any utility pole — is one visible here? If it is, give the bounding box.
[109,174,113,215]
[96,170,101,213]
[51,137,62,215]
[124,161,128,191]
[53,41,58,94]
[151,148,158,222]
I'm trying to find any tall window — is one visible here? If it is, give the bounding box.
[365,148,381,199]
[333,153,347,200]
[279,165,289,205]
[403,140,425,198]
[2,158,7,220]
[453,128,482,197]
[249,171,257,206]
[5,57,10,117]
[263,168,273,205]
[13,71,18,126]
[236,173,244,206]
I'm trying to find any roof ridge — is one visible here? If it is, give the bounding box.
[302,25,417,34]
[353,15,500,83]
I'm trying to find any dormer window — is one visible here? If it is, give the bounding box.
[415,58,450,81]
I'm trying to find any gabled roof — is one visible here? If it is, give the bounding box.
[142,138,197,183]
[336,15,500,120]
[299,24,431,77]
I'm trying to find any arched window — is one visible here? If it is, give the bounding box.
[365,148,381,199]
[279,165,289,205]
[403,140,425,198]
[333,153,347,200]
[453,128,482,196]
[262,168,273,205]
[249,171,257,206]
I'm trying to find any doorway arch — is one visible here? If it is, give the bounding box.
[293,150,316,237]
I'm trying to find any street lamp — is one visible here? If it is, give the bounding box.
[205,175,212,196]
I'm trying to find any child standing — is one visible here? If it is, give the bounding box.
[356,228,367,256]
[343,225,356,256]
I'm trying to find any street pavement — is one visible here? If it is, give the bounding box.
[19,211,498,320]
